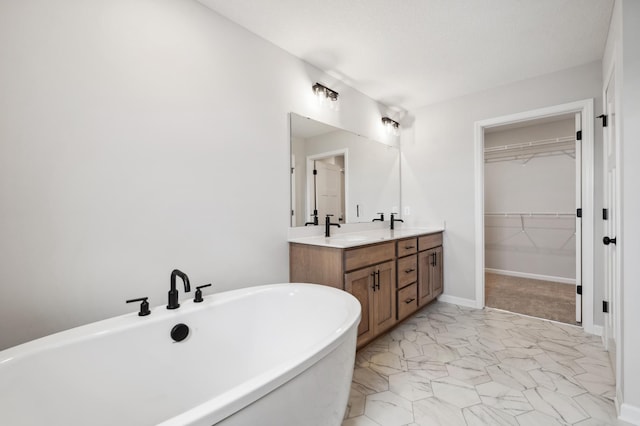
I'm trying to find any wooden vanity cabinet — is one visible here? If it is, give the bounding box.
[289,231,443,348]
[417,235,444,306]
[345,260,396,345]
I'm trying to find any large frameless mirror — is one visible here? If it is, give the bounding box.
[290,113,400,227]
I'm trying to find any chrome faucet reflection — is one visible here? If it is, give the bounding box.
[167,269,191,310]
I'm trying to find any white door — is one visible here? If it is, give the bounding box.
[603,71,618,372]
[575,113,583,323]
[315,160,343,222]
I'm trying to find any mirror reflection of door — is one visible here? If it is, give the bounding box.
[312,157,345,222]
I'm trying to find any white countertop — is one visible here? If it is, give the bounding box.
[288,227,444,249]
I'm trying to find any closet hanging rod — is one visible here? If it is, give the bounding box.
[484,212,575,217]
[484,136,575,154]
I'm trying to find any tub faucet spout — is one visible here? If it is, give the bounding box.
[167,269,191,310]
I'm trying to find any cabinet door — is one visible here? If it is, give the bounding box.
[345,266,375,343]
[418,249,434,306]
[432,246,443,296]
[373,260,396,334]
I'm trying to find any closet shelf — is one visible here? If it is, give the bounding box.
[485,212,574,218]
[484,136,575,163]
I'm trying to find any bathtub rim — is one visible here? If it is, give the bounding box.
[159,283,361,425]
[0,283,361,426]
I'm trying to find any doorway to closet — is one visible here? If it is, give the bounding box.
[474,99,595,333]
[483,114,581,325]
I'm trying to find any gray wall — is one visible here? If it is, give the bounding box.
[401,61,603,325]
[0,0,393,350]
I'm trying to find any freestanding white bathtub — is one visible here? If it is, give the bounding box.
[0,283,360,426]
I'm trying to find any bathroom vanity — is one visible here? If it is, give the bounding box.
[289,228,443,348]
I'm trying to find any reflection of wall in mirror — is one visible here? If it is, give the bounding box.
[295,130,399,225]
[291,136,306,226]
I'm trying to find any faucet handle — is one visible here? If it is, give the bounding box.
[126,297,151,316]
[194,284,212,303]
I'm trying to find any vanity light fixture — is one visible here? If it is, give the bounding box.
[382,117,400,135]
[312,82,339,108]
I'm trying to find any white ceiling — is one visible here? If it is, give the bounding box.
[198,0,614,111]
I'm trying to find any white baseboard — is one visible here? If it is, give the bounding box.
[437,294,478,309]
[619,402,640,425]
[616,388,623,419]
[591,325,603,337]
[485,268,576,285]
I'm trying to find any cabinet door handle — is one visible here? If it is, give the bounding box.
[375,271,380,290]
[405,298,415,304]
[434,253,437,266]
[405,268,415,273]
[430,253,436,266]
[371,271,376,291]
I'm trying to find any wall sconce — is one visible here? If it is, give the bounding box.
[382,117,400,135]
[312,82,339,109]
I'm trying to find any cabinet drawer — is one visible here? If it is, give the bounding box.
[397,237,418,257]
[345,241,395,272]
[418,233,443,251]
[397,283,418,320]
[397,254,417,288]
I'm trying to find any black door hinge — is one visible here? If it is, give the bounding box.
[597,114,608,127]
[603,208,609,220]
[313,169,317,175]
[577,208,582,218]
[577,285,582,295]
[576,130,582,141]
[603,301,609,313]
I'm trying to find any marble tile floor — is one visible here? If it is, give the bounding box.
[343,301,628,426]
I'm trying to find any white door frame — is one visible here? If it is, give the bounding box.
[291,154,296,226]
[474,99,596,334]
[305,149,348,224]
[575,112,583,323]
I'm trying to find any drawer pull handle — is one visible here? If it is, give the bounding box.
[405,268,415,273]
[405,298,416,304]
[405,245,415,249]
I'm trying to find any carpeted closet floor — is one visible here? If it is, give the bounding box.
[485,272,578,325]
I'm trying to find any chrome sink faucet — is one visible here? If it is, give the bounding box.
[167,269,191,309]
